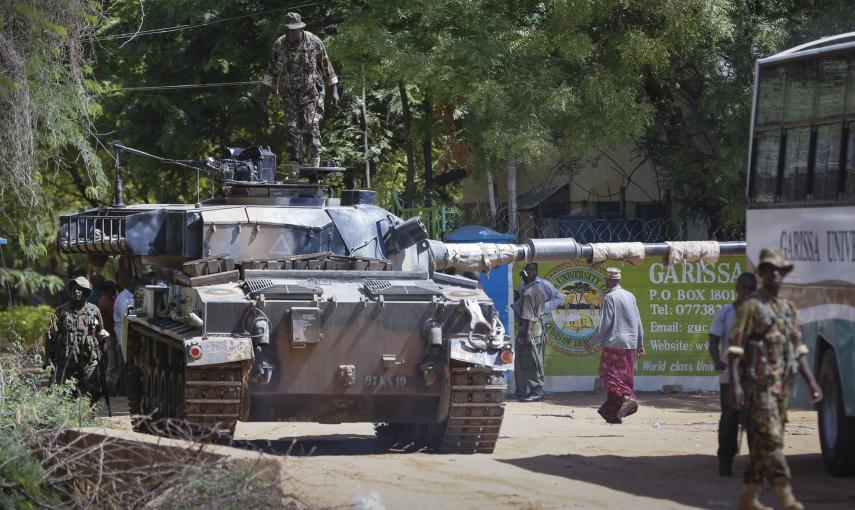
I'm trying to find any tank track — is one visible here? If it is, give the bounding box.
[374,364,506,454]
[437,365,506,454]
[130,323,247,440]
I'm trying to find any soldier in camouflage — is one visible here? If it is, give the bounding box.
[43,276,110,401]
[727,248,823,510]
[261,12,339,168]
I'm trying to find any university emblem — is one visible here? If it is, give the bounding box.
[542,264,607,356]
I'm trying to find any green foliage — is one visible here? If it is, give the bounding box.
[0,270,63,304]
[0,0,106,257]
[0,305,54,350]
[0,350,99,507]
[0,433,57,510]
[0,350,100,442]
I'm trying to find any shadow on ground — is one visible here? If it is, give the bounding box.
[498,452,855,509]
[543,392,721,414]
[232,435,401,457]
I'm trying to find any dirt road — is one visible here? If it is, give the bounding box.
[104,393,854,509]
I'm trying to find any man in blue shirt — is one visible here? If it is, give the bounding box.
[708,271,757,477]
[512,263,564,402]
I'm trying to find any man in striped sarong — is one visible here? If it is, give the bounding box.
[591,267,644,423]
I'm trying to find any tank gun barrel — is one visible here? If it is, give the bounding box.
[429,239,746,273]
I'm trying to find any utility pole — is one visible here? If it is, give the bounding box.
[507,159,518,234]
[362,66,371,188]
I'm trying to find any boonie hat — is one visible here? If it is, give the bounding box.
[757,247,794,274]
[68,276,93,296]
[282,12,306,29]
[605,267,622,280]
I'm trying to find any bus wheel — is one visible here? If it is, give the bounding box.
[818,350,855,476]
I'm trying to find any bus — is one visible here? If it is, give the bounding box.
[747,32,855,476]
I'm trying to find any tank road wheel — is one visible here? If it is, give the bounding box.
[157,367,167,420]
[436,366,506,454]
[167,371,178,418]
[818,350,855,476]
[139,337,155,419]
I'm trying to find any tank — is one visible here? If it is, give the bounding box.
[57,143,745,454]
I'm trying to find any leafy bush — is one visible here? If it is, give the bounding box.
[0,305,54,351]
[0,349,99,507]
[0,433,58,509]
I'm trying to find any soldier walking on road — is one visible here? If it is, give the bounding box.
[590,267,644,424]
[708,271,758,476]
[43,276,111,402]
[511,263,564,402]
[728,248,823,510]
[260,12,339,168]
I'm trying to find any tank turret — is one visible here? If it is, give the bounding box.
[57,144,745,454]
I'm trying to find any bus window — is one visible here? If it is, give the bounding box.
[813,124,841,199]
[784,60,816,123]
[783,127,810,201]
[752,131,780,202]
[756,65,786,127]
[816,58,847,120]
[846,131,855,198]
[848,57,855,115]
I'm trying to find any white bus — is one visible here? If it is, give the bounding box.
[747,32,855,476]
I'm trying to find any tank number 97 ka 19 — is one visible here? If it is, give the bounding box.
[364,375,408,387]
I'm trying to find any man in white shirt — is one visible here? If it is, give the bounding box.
[708,271,757,477]
[113,285,134,352]
[591,267,644,423]
[112,273,135,396]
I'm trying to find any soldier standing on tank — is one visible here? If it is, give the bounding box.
[43,276,110,402]
[727,248,823,510]
[260,12,339,168]
[511,263,564,402]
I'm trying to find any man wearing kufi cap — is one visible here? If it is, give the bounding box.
[591,266,644,423]
[43,276,110,401]
[727,248,822,510]
[261,12,339,168]
[511,263,564,402]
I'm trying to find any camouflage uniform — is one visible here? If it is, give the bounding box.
[263,30,338,165]
[728,287,810,485]
[44,300,108,400]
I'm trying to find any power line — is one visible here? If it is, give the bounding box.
[94,1,322,41]
[105,80,262,93]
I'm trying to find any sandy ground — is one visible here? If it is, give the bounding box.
[101,393,854,509]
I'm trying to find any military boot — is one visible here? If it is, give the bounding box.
[310,156,321,168]
[737,483,772,510]
[772,481,804,510]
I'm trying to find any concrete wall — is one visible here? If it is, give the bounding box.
[463,143,664,217]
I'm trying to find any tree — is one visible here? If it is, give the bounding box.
[0,0,105,258]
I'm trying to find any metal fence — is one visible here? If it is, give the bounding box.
[382,196,744,243]
[463,203,745,243]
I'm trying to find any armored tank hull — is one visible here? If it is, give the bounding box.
[60,162,512,452]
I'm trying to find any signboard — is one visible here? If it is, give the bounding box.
[513,255,747,391]
[748,206,855,285]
